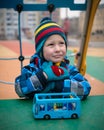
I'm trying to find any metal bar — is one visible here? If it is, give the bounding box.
[0,0,87,11]
[18,12,23,74]
[77,0,101,75]
[0,57,30,60]
[0,80,15,85]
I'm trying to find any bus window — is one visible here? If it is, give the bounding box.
[35,104,38,115]
[47,103,54,111]
[39,104,45,111]
[54,103,63,110]
[63,103,67,110]
[68,102,76,110]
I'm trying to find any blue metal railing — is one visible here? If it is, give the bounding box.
[0,0,87,11]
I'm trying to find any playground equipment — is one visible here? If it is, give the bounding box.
[0,0,101,120]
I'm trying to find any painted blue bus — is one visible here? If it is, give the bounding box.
[33,92,81,119]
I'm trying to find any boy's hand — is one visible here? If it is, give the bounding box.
[42,61,69,81]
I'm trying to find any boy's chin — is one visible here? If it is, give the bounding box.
[46,58,64,64]
[52,60,62,64]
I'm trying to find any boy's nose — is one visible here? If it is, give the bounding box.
[55,44,60,51]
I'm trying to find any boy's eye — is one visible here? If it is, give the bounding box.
[59,42,65,46]
[47,43,54,46]
[60,42,65,44]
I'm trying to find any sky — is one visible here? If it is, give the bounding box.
[60,0,104,19]
[60,9,80,19]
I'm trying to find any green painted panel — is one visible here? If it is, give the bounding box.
[86,56,104,82]
[0,96,104,130]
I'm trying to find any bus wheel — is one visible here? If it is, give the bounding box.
[44,114,50,119]
[71,114,78,119]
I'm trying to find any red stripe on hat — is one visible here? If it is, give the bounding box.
[35,27,64,44]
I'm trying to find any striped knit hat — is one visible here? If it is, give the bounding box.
[34,17,67,53]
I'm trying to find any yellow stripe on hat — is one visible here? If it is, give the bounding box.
[35,23,60,36]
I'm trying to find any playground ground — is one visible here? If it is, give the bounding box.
[0,40,104,99]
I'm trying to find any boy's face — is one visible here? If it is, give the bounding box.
[43,34,66,63]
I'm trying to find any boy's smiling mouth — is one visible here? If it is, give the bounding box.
[53,55,63,58]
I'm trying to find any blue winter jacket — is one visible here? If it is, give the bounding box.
[15,54,91,100]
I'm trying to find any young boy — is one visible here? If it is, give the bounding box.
[15,17,91,100]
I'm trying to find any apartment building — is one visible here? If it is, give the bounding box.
[0,8,40,40]
[0,0,60,40]
[0,9,18,40]
[78,3,104,41]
